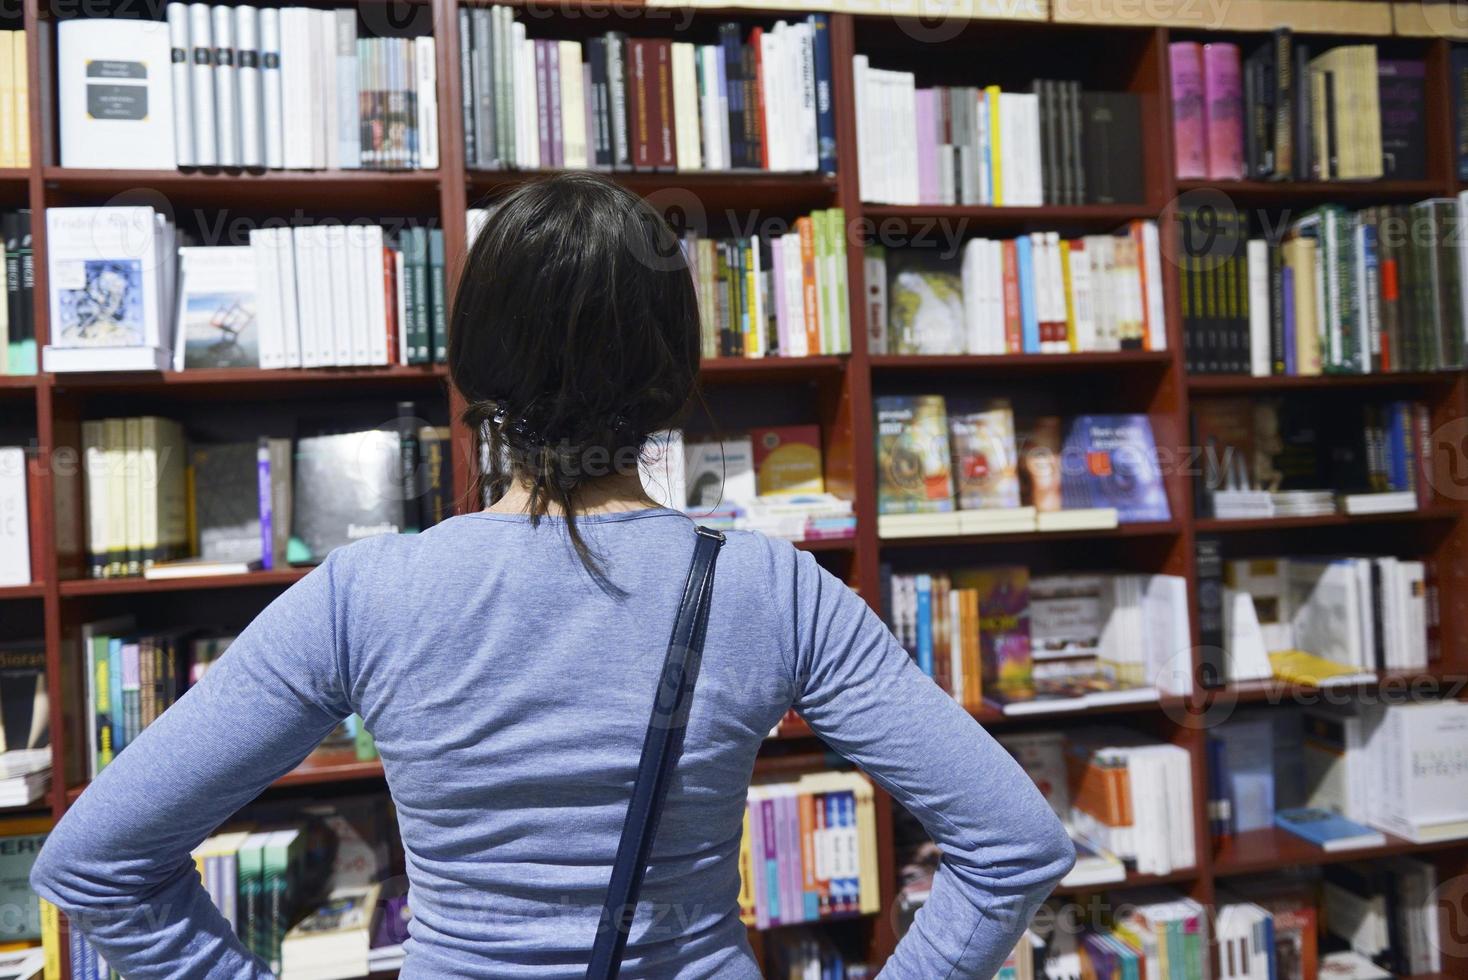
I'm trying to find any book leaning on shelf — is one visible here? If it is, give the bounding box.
[868,221,1166,355]
[459,9,836,174]
[58,11,438,171]
[42,207,448,374]
[1180,201,1467,377]
[851,66,1143,207]
[1170,34,1417,182]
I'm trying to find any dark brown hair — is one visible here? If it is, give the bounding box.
[448,173,701,579]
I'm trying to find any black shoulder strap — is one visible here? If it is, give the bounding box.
[586,525,725,980]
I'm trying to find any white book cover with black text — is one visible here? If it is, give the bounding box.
[45,207,168,354]
[58,18,176,169]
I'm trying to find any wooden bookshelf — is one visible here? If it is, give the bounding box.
[8,1,1466,978]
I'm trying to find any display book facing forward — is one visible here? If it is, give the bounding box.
[41,206,448,374]
[460,8,836,174]
[1178,198,1468,377]
[78,404,452,580]
[881,566,1191,716]
[873,396,1170,537]
[0,640,49,807]
[57,10,438,171]
[1169,33,1419,182]
[851,65,1144,208]
[868,220,1166,356]
[1191,396,1433,522]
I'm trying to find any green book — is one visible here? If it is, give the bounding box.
[261,828,304,974]
[428,229,447,363]
[829,207,849,354]
[236,831,272,960]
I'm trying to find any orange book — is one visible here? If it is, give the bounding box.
[1129,221,1156,350]
[1001,240,1022,353]
[382,247,399,364]
[797,217,821,354]
[798,792,817,913]
[960,589,982,710]
[750,27,769,170]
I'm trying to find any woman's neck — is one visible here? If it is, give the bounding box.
[484,473,660,517]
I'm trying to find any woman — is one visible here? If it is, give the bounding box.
[32,173,1073,978]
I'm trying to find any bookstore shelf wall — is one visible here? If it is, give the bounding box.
[1,0,1467,976]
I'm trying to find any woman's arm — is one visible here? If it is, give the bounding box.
[31,552,354,979]
[782,548,1075,979]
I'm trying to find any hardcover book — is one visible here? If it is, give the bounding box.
[1169,42,1206,178]
[750,425,823,496]
[1203,42,1244,180]
[886,251,964,355]
[289,428,404,564]
[947,399,1020,511]
[176,246,258,370]
[57,18,176,170]
[1377,60,1426,180]
[874,395,954,515]
[1059,415,1171,522]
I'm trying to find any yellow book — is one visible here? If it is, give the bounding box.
[736,806,755,926]
[985,86,1003,205]
[1269,649,1374,686]
[10,31,25,169]
[742,238,762,358]
[1059,240,1077,352]
[38,900,57,980]
[0,32,14,168]
[855,782,880,915]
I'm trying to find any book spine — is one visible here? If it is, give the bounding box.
[1169,43,1205,178]
[809,15,835,174]
[211,5,238,167]
[428,229,446,363]
[167,4,195,167]
[256,439,273,571]
[188,3,217,166]
[1203,43,1244,180]
[458,9,475,165]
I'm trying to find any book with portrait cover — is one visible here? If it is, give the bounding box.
[948,398,1020,511]
[1060,415,1170,522]
[875,395,954,515]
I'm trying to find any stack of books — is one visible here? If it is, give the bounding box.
[0,750,49,808]
[58,12,438,171]
[868,221,1166,355]
[851,68,1144,207]
[458,10,835,174]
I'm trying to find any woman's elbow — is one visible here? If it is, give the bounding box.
[30,833,106,914]
[1033,814,1076,890]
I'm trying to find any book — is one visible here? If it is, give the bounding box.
[281,884,382,980]
[0,817,48,943]
[750,426,823,496]
[1275,807,1387,851]
[1059,415,1170,523]
[57,18,176,169]
[176,246,258,370]
[947,399,1020,512]
[874,395,953,516]
[289,428,405,565]
[0,448,28,587]
[953,566,1031,698]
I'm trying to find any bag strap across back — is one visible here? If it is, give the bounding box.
[586,525,725,980]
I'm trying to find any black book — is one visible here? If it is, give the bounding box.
[416,426,453,529]
[1080,92,1142,205]
[1244,38,1275,177]
[1322,70,1338,180]
[396,402,421,535]
[1272,28,1293,179]
[290,427,406,564]
[588,38,612,169]
[1377,59,1426,180]
[1066,81,1085,205]
[1178,209,1196,373]
[2,214,19,352]
[1293,42,1312,179]
[1033,79,1056,206]
[0,642,46,752]
[1194,538,1226,688]
[740,37,761,169]
[458,9,476,166]
[1454,46,1468,181]
[719,25,745,168]
[1243,52,1259,178]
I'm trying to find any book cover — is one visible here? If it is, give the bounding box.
[192,441,265,564]
[57,18,176,169]
[1203,43,1245,181]
[874,395,954,515]
[1080,92,1144,204]
[1060,415,1171,522]
[750,426,823,496]
[288,428,404,564]
[1275,807,1385,851]
[954,566,1032,695]
[1018,415,1063,513]
[947,398,1020,511]
[685,438,755,510]
[1169,42,1206,178]
[1377,60,1425,180]
[886,250,964,355]
[177,246,258,370]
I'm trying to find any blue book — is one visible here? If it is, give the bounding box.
[1059,415,1171,522]
[914,574,933,677]
[1215,716,1275,834]
[1386,401,1410,491]
[108,637,124,758]
[1282,266,1296,375]
[807,15,836,175]
[1275,807,1386,851]
[1016,237,1040,353]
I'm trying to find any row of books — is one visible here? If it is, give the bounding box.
[42,206,448,374]
[0,447,29,587]
[853,69,1142,208]
[868,221,1167,356]
[1193,396,1436,522]
[883,568,1193,717]
[736,771,880,930]
[0,211,34,376]
[1218,866,1442,980]
[60,13,438,172]
[764,930,872,980]
[79,408,452,580]
[874,397,1170,534]
[1180,200,1467,377]
[1170,36,1422,182]
[460,9,835,174]
[0,33,29,170]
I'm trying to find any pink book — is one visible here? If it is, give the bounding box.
[1203,42,1244,180]
[1168,42,1206,179]
[770,236,790,355]
[915,89,939,205]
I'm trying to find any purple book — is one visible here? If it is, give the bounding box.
[256,439,273,570]
[1169,42,1206,179]
[535,41,552,169]
[547,41,564,169]
[748,801,768,929]
[780,793,802,925]
[770,235,790,355]
[915,89,938,204]
[1283,264,1297,375]
[1203,42,1244,180]
[761,798,780,925]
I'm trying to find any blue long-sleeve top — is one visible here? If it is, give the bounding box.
[32,508,1074,978]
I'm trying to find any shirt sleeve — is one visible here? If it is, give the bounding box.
[30,552,354,980]
[784,549,1075,980]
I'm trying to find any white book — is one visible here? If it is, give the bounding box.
[696,46,717,171]
[343,224,371,365]
[58,19,176,169]
[324,223,352,365]
[851,55,871,200]
[515,28,535,170]
[316,10,335,170]
[394,248,407,365]
[714,44,731,171]
[960,238,986,354]
[166,4,195,167]
[759,30,782,171]
[1246,238,1270,375]
[0,447,27,587]
[559,41,587,170]
[278,8,311,168]
[270,227,301,367]
[174,245,257,371]
[248,228,284,369]
[780,232,806,357]
[671,42,700,172]
[360,225,388,365]
[897,71,919,204]
[235,5,263,168]
[795,23,817,172]
[186,4,216,166]
[1400,560,1427,670]
[259,8,284,169]
[45,207,169,362]
[291,226,323,366]
[414,36,438,170]
[211,5,239,167]
[334,9,360,170]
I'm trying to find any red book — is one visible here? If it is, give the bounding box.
[1203,42,1244,180]
[1379,257,1397,371]
[652,39,675,169]
[750,425,824,495]
[1168,42,1206,179]
[1001,240,1022,353]
[628,39,654,169]
[382,246,399,364]
[750,27,769,170]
